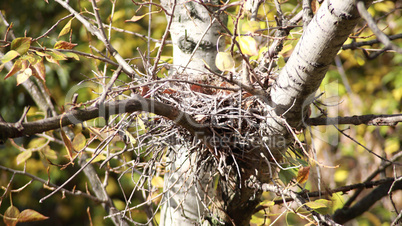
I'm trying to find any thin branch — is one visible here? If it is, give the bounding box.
[248,181,341,226]
[306,114,402,126]
[332,179,402,224]
[342,33,402,50]
[54,0,136,76]
[0,164,104,203]
[357,1,402,54]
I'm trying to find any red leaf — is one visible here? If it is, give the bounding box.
[18,209,49,223]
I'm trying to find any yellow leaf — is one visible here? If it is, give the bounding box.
[72,133,86,151]
[4,59,23,80]
[59,19,72,38]
[1,50,20,63]
[88,153,106,163]
[237,36,259,56]
[11,37,32,55]
[151,176,164,188]
[124,130,137,145]
[241,21,260,33]
[16,150,32,165]
[4,206,20,226]
[54,41,77,50]
[215,52,235,72]
[18,209,49,223]
[16,68,32,86]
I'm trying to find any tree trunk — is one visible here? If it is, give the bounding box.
[159,0,226,225]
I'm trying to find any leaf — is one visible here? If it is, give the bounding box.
[124,130,137,145]
[60,129,76,163]
[16,67,32,86]
[241,21,260,33]
[125,10,161,23]
[31,60,46,81]
[48,50,67,61]
[278,167,297,185]
[18,209,49,222]
[237,36,259,56]
[151,176,164,188]
[4,206,20,226]
[215,52,235,72]
[190,84,203,93]
[11,37,32,55]
[4,59,23,79]
[63,52,80,60]
[54,41,77,50]
[41,146,58,160]
[59,19,72,38]
[72,133,86,151]
[16,150,32,165]
[296,166,310,184]
[88,153,106,163]
[1,50,20,63]
[304,200,327,209]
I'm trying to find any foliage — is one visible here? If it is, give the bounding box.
[0,0,401,225]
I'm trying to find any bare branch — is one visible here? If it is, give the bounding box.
[307,114,402,126]
[357,1,402,54]
[342,33,402,50]
[332,179,402,224]
[0,95,211,142]
[248,181,341,226]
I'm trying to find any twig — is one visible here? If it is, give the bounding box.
[54,0,136,76]
[342,33,402,50]
[0,164,103,203]
[357,1,402,54]
[32,14,74,42]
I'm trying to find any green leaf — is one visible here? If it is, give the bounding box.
[63,52,80,60]
[1,50,20,63]
[18,209,49,223]
[278,167,297,185]
[241,21,260,33]
[4,206,20,226]
[11,37,32,55]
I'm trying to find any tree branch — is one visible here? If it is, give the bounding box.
[357,1,402,54]
[332,178,402,224]
[0,95,211,142]
[342,33,402,50]
[306,114,402,126]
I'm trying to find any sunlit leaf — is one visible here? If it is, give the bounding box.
[41,146,58,160]
[88,153,106,163]
[304,200,327,209]
[48,50,67,61]
[16,150,32,165]
[72,133,86,151]
[54,41,77,50]
[4,59,23,79]
[11,37,32,55]
[18,209,49,223]
[124,130,137,144]
[59,19,72,38]
[125,10,161,23]
[151,176,164,188]
[16,68,32,86]
[215,52,235,72]
[296,166,310,184]
[4,206,19,226]
[241,21,260,33]
[1,50,20,63]
[237,36,259,56]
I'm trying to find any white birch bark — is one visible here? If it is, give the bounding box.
[159,0,226,225]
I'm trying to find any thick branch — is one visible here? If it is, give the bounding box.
[0,95,211,142]
[307,114,402,126]
[333,179,402,224]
